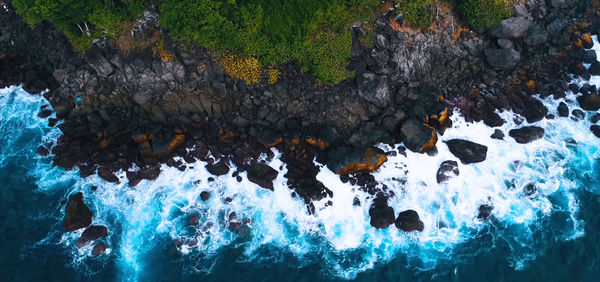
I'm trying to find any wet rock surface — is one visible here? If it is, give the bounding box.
[445,139,488,164]
[436,160,459,183]
[77,225,108,247]
[369,195,395,229]
[395,210,424,232]
[63,192,93,232]
[509,126,545,144]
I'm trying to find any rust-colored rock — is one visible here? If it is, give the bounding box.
[305,138,327,150]
[336,149,387,175]
[419,125,438,153]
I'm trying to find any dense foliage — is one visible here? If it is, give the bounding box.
[159,0,380,84]
[13,0,145,50]
[458,0,513,30]
[395,0,435,29]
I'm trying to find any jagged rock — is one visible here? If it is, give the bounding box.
[395,210,424,232]
[490,17,532,39]
[509,126,545,143]
[557,102,569,117]
[577,95,600,111]
[445,139,488,164]
[77,225,108,247]
[357,72,390,107]
[247,164,278,190]
[400,119,437,152]
[369,195,395,229]
[206,161,230,176]
[436,160,459,183]
[328,147,387,175]
[485,48,520,70]
[572,109,585,120]
[523,99,547,123]
[63,192,93,232]
[491,129,505,140]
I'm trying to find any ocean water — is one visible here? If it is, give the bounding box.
[1,38,600,281]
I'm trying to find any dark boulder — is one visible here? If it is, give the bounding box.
[37,146,49,156]
[522,183,537,197]
[445,139,488,164]
[490,17,532,39]
[63,192,93,232]
[37,109,53,118]
[126,171,141,187]
[206,161,230,176]
[590,125,600,138]
[369,196,395,229]
[139,166,160,180]
[400,119,436,152]
[509,126,545,143]
[436,160,459,183]
[485,48,520,70]
[395,210,424,232]
[77,225,108,247]
[572,109,585,120]
[557,102,569,117]
[490,129,505,140]
[589,62,600,76]
[477,204,494,220]
[247,164,278,190]
[200,191,210,201]
[577,94,600,111]
[92,244,107,256]
[523,99,547,123]
[98,167,119,183]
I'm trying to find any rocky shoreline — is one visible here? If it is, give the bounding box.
[2,0,600,232]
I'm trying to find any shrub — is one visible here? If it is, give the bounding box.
[217,52,262,85]
[458,0,514,30]
[267,68,281,85]
[395,0,435,29]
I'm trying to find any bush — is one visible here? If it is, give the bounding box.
[395,0,434,29]
[458,0,513,30]
[217,52,262,85]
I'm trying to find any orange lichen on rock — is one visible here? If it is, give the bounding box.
[306,138,328,150]
[379,1,394,14]
[389,17,402,31]
[98,139,111,149]
[525,80,536,91]
[438,107,449,124]
[260,137,282,148]
[419,125,438,153]
[219,129,235,143]
[437,95,445,102]
[336,149,388,175]
[582,33,592,45]
[452,25,470,40]
[132,134,147,143]
[168,135,185,153]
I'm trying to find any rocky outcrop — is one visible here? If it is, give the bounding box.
[77,225,108,247]
[395,210,424,232]
[445,139,488,164]
[247,164,278,190]
[509,126,545,143]
[369,195,395,229]
[63,192,93,232]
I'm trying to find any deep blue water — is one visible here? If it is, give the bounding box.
[2,37,600,282]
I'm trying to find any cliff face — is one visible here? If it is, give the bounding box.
[1,1,598,203]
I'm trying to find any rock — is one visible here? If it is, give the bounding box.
[577,95,600,111]
[357,72,391,107]
[256,128,282,147]
[37,146,49,156]
[497,38,514,49]
[485,48,520,70]
[63,192,93,232]
[92,244,107,256]
[139,166,160,180]
[189,214,199,225]
[490,129,505,140]
[490,17,532,39]
[369,196,395,229]
[395,210,424,232]
[589,62,600,76]
[591,113,600,124]
[37,109,53,118]
[329,147,388,174]
[477,204,493,220]
[557,102,569,117]
[524,24,548,46]
[590,125,600,138]
[206,161,230,176]
[126,171,141,187]
[445,139,488,164]
[200,191,210,201]
[247,164,278,190]
[522,183,537,197]
[509,126,545,143]
[572,109,585,120]
[549,0,567,8]
[523,99,547,123]
[77,225,108,247]
[436,160,459,183]
[582,50,597,64]
[375,34,389,49]
[400,119,437,152]
[98,167,119,183]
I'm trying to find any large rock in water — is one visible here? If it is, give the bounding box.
[395,210,424,232]
[523,99,547,123]
[490,17,532,39]
[77,225,108,247]
[400,119,437,152]
[509,126,545,143]
[436,160,459,183]
[247,164,278,190]
[445,139,488,164]
[63,192,93,232]
[484,48,520,70]
[577,95,600,111]
[369,195,395,229]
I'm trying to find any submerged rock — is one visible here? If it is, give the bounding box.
[77,225,108,247]
[477,204,494,220]
[63,192,93,232]
[445,139,488,164]
[369,195,395,229]
[395,210,424,232]
[247,163,278,190]
[92,244,107,256]
[37,146,49,156]
[522,183,537,197]
[436,160,459,183]
[509,126,545,143]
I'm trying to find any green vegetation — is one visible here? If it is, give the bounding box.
[458,0,514,30]
[13,0,145,50]
[395,0,435,29]
[159,0,380,84]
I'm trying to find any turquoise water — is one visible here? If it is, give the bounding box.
[2,38,600,282]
